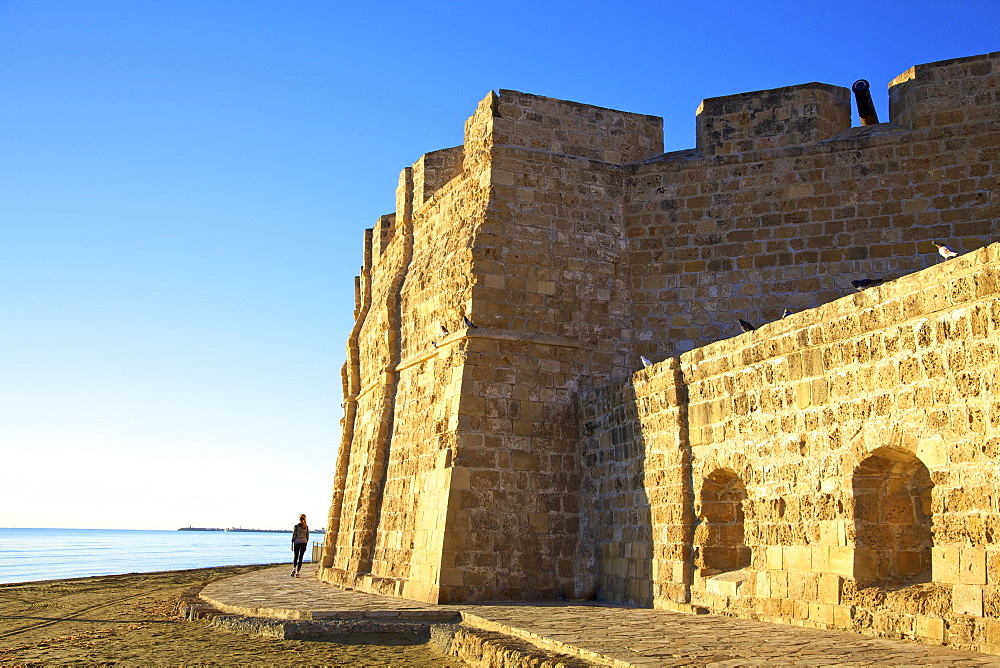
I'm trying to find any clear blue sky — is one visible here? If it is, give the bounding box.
[1,0,996,530]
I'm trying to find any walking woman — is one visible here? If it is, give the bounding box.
[291,514,309,577]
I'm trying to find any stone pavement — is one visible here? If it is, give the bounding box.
[200,564,1000,666]
[199,564,458,622]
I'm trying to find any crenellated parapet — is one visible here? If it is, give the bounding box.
[365,147,466,269]
[412,146,464,209]
[627,50,999,363]
[372,214,395,266]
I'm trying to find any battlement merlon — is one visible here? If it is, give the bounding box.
[889,50,1000,129]
[696,83,851,157]
[384,147,465,256]
[384,89,664,255]
[372,214,395,265]
[412,146,464,208]
[463,89,665,166]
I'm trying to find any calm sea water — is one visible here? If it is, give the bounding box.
[0,528,312,584]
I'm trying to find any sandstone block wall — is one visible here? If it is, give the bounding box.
[696,83,851,156]
[576,359,691,606]
[437,91,665,602]
[628,51,999,360]
[322,88,667,603]
[321,50,999,651]
[580,243,1000,653]
[322,138,487,603]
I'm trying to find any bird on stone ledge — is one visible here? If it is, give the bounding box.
[782,308,792,318]
[934,242,959,260]
[738,318,756,332]
[439,323,449,336]
[640,355,653,368]
[463,315,478,329]
[851,278,884,290]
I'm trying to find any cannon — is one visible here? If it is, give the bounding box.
[852,79,880,126]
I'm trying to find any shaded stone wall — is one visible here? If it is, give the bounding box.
[577,360,690,607]
[581,244,1000,653]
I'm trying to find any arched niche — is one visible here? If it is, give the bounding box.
[852,447,933,585]
[695,468,751,575]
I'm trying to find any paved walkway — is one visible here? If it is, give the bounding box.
[200,564,458,622]
[200,564,1000,666]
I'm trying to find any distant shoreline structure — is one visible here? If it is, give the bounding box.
[225,527,290,533]
[177,526,323,534]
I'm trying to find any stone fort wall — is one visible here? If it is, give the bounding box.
[320,51,999,651]
[581,243,1000,652]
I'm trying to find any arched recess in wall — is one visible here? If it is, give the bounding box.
[695,469,750,575]
[852,447,933,585]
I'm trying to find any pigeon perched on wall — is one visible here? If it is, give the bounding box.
[934,242,958,259]
[440,323,449,336]
[738,319,756,332]
[640,356,653,368]
[851,278,884,290]
[782,308,792,318]
[463,315,478,329]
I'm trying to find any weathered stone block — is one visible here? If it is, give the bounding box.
[985,619,1000,647]
[987,550,1000,585]
[811,547,830,572]
[953,584,984,616]
[706,571,745,597]
[960,547,987,585]
[818,573,843,605]
[933,547,962,584]
[784,546,811,572]
[916,615,946,644]
[832,604,853,629]
[510,450,538,471]
[809,602,835,626]
[528,513,549,533]
[852,548,883,580]
[916,434,948,468]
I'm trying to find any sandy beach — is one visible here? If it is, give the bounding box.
[0,564,460,666]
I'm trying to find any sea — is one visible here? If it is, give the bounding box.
[0,528,310,584]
